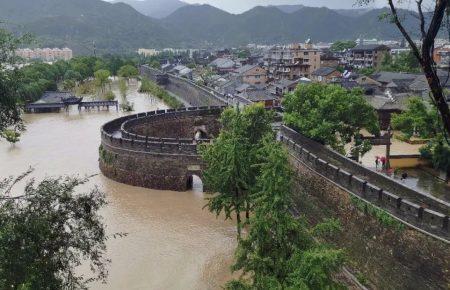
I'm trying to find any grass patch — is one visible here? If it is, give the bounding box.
[139,78,183,109]
[350,195,405,232]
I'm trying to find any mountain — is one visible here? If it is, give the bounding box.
[112,0,187,19]
[0,0,421,54]
[162,5,419,46]
[0,0,174,54]
[273,4,304,13]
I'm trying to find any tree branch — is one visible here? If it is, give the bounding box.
[387,0,422,63]
[417,0,426,40]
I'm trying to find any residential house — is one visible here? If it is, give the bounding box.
[235,86,279,108]
[209,58,236,74]
[269,78,310,97]
[170,65,193,79]
[433,45,450,68]
[311,67,341,83]
[344,44,390,68]
[234,65,267,85]
[320,54,340,68]
[263,43,321,80]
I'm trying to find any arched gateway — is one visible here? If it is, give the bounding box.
[99,107,224,191]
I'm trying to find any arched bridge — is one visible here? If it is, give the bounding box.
[99,106,225,191]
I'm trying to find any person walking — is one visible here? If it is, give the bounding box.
[375,156,380,170]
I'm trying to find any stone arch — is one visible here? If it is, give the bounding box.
[186,174,203,192]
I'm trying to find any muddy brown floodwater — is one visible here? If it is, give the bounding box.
[0,83,236,289]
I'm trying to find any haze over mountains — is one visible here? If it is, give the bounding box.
[0,0,418,54]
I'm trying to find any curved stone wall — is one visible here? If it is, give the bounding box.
[99,107,225,191]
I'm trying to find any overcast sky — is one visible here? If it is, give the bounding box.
[181,0,420,14]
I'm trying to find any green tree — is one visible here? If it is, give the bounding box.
[0,28,29,135]
[392,97,450,179]
[283,83,379,154]
[0,172,110,289]
[201,105,274,238]
[330,40,357,52]
[227,138,345,289]
[380,51,421,73]
[64,69,83,82]
[118,64,139,80]
[102,90,116,101]
[118,78,128,100]
[150,60,161,70]
[391,97,437,139]
[94,69,111,93]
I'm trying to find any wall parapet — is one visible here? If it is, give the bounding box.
[280,125,449,241]
[101,106,225,156]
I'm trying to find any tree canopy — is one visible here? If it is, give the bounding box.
[201,104,274,237]
[0,28,28,134]
[330,40,357,52]
[283,83,379,153]
[0,172,110,289]
[118,65,139,79]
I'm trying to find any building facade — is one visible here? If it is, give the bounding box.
[234,65,267,85]
[263,43,321,80]
[17,48,73,61]
[344,44,390,69]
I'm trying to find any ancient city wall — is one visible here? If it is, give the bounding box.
[99,107,224,191]
[280,126,450,288]
[139,65,230,107]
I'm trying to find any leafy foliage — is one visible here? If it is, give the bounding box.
[94,69,111,93]
[118,65,139,80]
[391,97,437,139]
[0,28,29,134]
[330,40,356,52]
[380,52,421,73]
[0,129,21,145]
[283,83,379,153]
[201,105,274,237]
[0,172,110,289]
[227,138,345,289]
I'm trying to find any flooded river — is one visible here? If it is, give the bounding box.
[0,83,236,289]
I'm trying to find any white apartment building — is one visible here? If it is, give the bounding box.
[16,48,73,61]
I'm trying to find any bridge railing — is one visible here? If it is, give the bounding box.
[280,126,449,241]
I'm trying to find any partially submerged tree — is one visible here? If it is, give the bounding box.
[283,83,379,154]
[0,27,29,135]
[118,64,139,81]
[94,69,111,93]
[0,171,110,289]
[1,129,21,145]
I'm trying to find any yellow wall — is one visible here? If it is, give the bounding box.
[390,157,429,168]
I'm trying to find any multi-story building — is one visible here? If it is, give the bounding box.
[16,48,73,61]
[344,44,390,69]
[263,43,321,80]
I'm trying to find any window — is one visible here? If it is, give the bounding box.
[304,52,309,56]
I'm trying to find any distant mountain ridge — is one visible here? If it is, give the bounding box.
[112,0,187,19]
[161,4,418,46]
[0,0,420,54]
